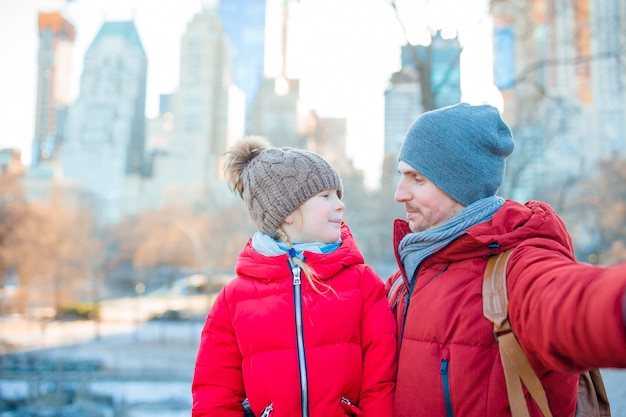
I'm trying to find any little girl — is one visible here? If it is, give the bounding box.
[192,136,396,417]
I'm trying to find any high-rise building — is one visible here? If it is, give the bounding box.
[308,116,347,166]
[174,8,231,159]
[247,77,308,148]
[61,20,147,223]
[491,0,550,201]
[590,0,626,157]
[33,11,75,166]
[383,71,422,157]
[217,0,267,129]
[407,33,462,110]
[491,0,626,202]
[144,7,234,210]
[383,33,462,157]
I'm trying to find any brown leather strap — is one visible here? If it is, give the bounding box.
[483,249,514,330]
[501,342,531,417]
[499,332,553,417]
[578,370,612,417]
[483,249,553,417]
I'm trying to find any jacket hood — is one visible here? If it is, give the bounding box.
[393,199,575,264]
[236,223,365,282]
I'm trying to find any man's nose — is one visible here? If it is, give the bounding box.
[394,182,408,202]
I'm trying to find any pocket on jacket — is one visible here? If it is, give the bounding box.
[340,396,362,416]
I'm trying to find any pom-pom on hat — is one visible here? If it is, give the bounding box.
[224,136,343,237]
[398,102,515,206]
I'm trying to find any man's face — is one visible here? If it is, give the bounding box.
[394,161,465,233]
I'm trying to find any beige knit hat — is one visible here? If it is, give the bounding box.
[224,136,343,237]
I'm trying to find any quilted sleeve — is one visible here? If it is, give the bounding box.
[508,246,626,372]
[358,266,398,417]
[192,286,246,417]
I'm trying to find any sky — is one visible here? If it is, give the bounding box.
[0,0,498,187]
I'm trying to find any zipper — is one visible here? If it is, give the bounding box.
[440,357,454,417]
[400,273,417,342]
[259,403,273,417]
[340,396,354,406]
[400,263,449,343]
[340,396,361,415]
[288,256,309,417]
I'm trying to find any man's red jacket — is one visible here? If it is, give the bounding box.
[387,200,626,417]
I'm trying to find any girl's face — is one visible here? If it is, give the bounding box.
[282,189,344,243]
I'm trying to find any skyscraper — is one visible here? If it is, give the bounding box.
[384,33,461,156]
[491,0,626,202]
[153,7,232,184]
[591,0,626,157]
[33,11,75,166]
[217,0,267,129]
[141,6,234,211]
[247,77,306,148]
[61,20,147,223]
[173,7,231,159]
[383,70,422,156]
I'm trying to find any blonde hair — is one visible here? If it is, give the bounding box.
[276,228,337,296]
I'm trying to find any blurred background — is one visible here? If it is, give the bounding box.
[1,0,626,415]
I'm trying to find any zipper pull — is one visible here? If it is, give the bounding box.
[292,264,301,285]
[340,396,354,406]
[287,249,301,286]
[440,358,449,374]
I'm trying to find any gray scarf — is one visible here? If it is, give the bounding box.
[398,196,504,283]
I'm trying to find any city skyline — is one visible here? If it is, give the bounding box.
[0,0,495,187]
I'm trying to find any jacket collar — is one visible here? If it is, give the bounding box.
[236,223,365,283]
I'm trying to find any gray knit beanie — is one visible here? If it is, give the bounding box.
[224,136,343,237]
[398,102,515,206]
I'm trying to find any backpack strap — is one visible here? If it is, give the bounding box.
[483,249,553,417]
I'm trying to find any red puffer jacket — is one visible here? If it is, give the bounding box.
[387,200,626,417]
[192,223,397,417]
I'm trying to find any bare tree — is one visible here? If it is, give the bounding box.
[0,172,28,313]
[105,197,254,293]
[490,0,626,206]
[564,156,626,265]
[3,184,95,317]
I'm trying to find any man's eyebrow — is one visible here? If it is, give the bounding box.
[398,167,418,175]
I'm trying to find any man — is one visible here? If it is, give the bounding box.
[386,102,626,417]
